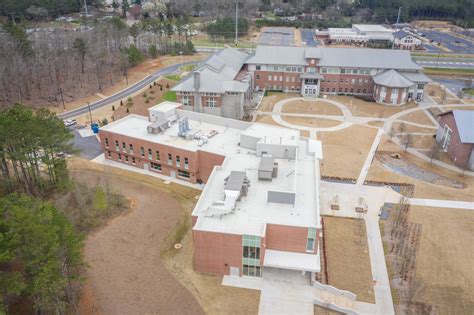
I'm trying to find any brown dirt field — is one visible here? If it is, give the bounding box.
[255,115,309,137]
[49,54,208,114]
[70,164,203,315]
[366,136,474,201]
[397,110,435,126]
[426,84,446,98]
[442,105,474,111]
[282,116,341,128]
[408,206,474,315]
[69,159,259,315]
[282,100,343,116]
[367,121,384,128]
[407,135,436,149]
[258,92,290,112]
[392,122,437,134]
[318,125,378,179]
[323,216,375,303]
[314,305,343,314]
[332,96,417,118]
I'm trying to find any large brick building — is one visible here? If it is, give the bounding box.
[172,46,430,118]
[436,110,474,170]
[99,101,324,279]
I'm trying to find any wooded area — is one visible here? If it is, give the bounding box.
[0,18,195,109]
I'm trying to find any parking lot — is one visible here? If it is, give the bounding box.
[300,29,319,46]
[421,30,474,54]
[258,27,294,46]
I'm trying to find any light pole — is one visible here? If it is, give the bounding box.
[179,51,183,69]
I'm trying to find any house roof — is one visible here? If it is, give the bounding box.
[393,30,411,39]
[353,24,393,33]
[372,69,414,88]
[171,47,250,93]
[399,71,432,83]
[452,110,474,144]
[246,46,311,65]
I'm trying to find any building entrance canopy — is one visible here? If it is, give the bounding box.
[263,249,320,272]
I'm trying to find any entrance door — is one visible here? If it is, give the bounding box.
[170,170,176,178]
[143,163,149,171]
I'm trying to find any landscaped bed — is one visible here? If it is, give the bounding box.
[281,100,343,116]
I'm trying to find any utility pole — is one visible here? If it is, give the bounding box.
[235,2,238,45]
[83,0,88,16]
[392,7,401,50]
[87,102,93,125]
[59,87,66,111]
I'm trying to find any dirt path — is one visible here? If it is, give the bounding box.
[74,169,203,315]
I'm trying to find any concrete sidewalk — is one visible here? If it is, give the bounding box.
[409,198,474,210]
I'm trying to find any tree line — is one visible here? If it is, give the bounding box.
[0,17,195,109]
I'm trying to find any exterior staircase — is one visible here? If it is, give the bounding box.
[313,282,359,314]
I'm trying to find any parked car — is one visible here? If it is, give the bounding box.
[64,119,77,127]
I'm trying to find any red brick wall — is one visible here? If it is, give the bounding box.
[438,113,473,168]
[176,94,195,107]
[99,130,224,184]
[193,230,242,275]
[316,74,374,94]
[265,224,318,254]
[201,95,222,107]
[254,71,301,91]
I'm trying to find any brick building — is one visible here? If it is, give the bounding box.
[436,110,474,170]
[99,101,324,279]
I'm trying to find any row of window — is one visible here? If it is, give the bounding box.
[321,68,372,75]
[180,95,218,107]
[105,139,190,169]
[322,87,368,94]
[255,65,304,73]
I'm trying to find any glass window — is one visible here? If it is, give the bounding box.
[140,147,145,157]
[207,97,217,107]
[184,157,189,169]
[168,153,172,165]
[122,142,126,152]
[107,150,111,158]
[177,169,190,178]
[125,155,129,163]
[156,150,160,160]
[256,65,261,70]
[118,153,122,161]
[151,162,162,171]
[105,138,109,147]
[132,157,136,165]
[129,144,133,154]
[306,228,317,252]
[182,95,190,106]
[341,69,346,74]
[176,155,180,167]
[256,74,260,80]
[115,140,119,151]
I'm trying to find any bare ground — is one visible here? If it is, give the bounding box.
[408,206,474,315]
[367,136,474,201]
[282,100,343,115]
[282,116,341,128]
[331,96,417,118]
[318,125,378,179]
[392,122,437,134]
[70,161,203,315]
[323,216,375,303]
[397,110,435,126]
[258,92,291,112]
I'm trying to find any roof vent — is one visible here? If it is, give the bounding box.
[258,157,278,181]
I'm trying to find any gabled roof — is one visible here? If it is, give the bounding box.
[372,69,414,88]
[171,47,250,93]
[452,110,474,144]
[246,46,309,65]
[393,30,411,39]
[399,71,432,83]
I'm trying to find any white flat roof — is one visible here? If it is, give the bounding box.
[102,107,322,236]
[264,249,320,272]
[147,101,182,112]
[353,24,393,33]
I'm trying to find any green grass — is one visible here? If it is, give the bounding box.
[423,67,474,77]
[463,88,474,96]
[180,64,197,72]
[192,38,256,49]
[164,74,181,81]
[411,52,473,59]
[161,91,177,102]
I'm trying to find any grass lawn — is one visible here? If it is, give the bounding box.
[192,38,256,48]
[181,64,197,72]
[423,67,474,77]
[462,88,474,96]
[161,90,177,102]
[164,74,181,81]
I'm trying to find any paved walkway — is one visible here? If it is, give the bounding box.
[409,198,474,210]
[357,129,384,185]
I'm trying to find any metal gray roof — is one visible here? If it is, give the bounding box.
[225,171,247,191]
[246,46,309,65]
[452,110,474,144]
[372,69,414,88]
[171,47,250,93]
[317,48,421,70]
[399,71,432,83]
[393,30,410,39]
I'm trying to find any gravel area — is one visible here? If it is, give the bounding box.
[377,153,465,188]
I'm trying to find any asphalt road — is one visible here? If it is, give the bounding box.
[258,27,294,46]
[420,30,474,54]
[72,129,102,160]
[413,56,474,69]
[58,60,199,120]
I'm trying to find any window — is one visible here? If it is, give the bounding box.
[341,69,346,74]
[177,169,190,178]
[351,79,356,84]
[207,97,217,107]
[256,65,261,70]
[268,75,272,80]
[285,66,291,72]
[441,125,453,150]
[291,77,295,82]
[148,148,152,160]
[291,66,296,72]
[273,75,277,81]
[151,162,162,171]
[184,157,189,169]
[332,88,336,92]
[273,66,279,71]
[306,228,316,252]
[242,235,261,277]
[321,68,327,74]
[115,140,119,151]
[286,77,289,82]
[279,76,282,81]
[352,69,357,74]
[122,142,126,152]
[118,153,122,161]
[156,150,160,160]
[256,74,260,80]
[339,88,342,92]
[105,138,109,148]
[176,155,180,167]
[297,67,303,72]
[363,89,367,94]
[125,155,129,163]
[168,153,172,165]
[107,150,111,158]
[417,84,424,90]
[132,157,136,165]
[140,147,145,157]
[129,144,133,154]
[182,95,190,106]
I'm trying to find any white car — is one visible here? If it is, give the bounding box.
[64,119,77,127]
